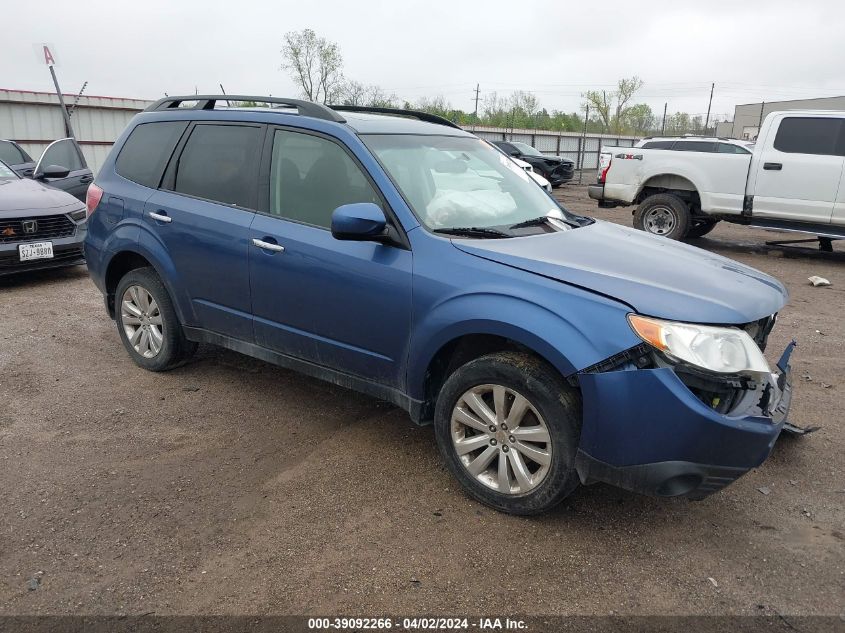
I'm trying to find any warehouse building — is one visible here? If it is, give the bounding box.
[717,95,845,140]
[0,89,152,173]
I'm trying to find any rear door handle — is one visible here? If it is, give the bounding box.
[252,238,285,252]
[763,162,782,170]
[147,211,172,223]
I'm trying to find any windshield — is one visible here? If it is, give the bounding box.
[0,160,18,181]
[512,142,543,157]
[363,135,577,232]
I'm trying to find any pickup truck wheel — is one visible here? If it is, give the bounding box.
[115,267,197,372]
[434,351,581,515]
[686,219,719,238]
[634,193,690,240]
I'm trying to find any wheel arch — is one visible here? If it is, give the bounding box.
[635,174,700,207]
[103,243,194,325]
[409,299,610,423]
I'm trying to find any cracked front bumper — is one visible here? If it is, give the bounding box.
[574,344,794,499]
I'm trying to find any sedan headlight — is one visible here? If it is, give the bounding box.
[69,207,87,222]
[628,314,770,376]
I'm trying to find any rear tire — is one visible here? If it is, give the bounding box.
[115,267,197,372]
[434,351,582,515]
[634,193,690,240]
[686,219,719,239]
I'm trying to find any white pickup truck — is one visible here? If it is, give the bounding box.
[588,110,845,249]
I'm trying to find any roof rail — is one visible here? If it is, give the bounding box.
[329,105,462,130]
[144,95,347,123]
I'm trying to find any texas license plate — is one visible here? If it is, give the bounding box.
[19,242,54,261]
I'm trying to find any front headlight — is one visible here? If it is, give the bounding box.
[628,314,770,376]
[69,207,87,222]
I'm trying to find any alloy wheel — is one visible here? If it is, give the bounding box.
[121,285,163,358]
[450,384,552,495]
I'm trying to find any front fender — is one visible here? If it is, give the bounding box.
[407,291,639,401]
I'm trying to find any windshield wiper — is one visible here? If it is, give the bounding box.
[509,215,552,230]
[433,226,510,239]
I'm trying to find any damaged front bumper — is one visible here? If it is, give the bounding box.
[574,341,795,500]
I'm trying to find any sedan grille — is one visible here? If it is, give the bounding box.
[0,214,76,244]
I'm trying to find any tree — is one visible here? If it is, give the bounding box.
[582,76,644,133]
[281,29,345,103]
[624,103,655,135]
[581,90,612,132]
[612,76,644,133]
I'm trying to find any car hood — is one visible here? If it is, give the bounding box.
[453,220,788,324]
[0,178,81,215]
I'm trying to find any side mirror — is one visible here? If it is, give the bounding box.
[35,164,70,180]
[509,150,521,157]
[331,203,388,242]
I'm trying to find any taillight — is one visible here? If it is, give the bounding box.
[598,153,612,184]
[86,183,104,216]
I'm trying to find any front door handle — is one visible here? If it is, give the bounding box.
[147,211,172,223]
[252,238,285,252]
[763,162,782,170]
[79,175,93,184]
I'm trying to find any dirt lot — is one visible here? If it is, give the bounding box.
[1,185,843,619]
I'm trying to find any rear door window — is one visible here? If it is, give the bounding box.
[671,141,716,152]
[641,140,674,149]
[717,143,751,154]
[773,117,844,156]
[116,121,188,188]
[173,124,263,208]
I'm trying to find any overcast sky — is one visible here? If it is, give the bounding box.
[7,0,845,121]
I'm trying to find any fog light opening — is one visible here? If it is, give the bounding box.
[657,473,702,497]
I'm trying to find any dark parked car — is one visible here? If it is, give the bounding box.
[0,138,93,202]
[492,140,574,187]
[85,96,794,515]
[0,159,87,275]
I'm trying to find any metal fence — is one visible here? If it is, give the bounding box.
[0,89,151,173]
[470,125,640,171]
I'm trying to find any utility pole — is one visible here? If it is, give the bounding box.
[704,82,714,133]
[48,65,75,139]
[758,101,766,130]
[661,102,668,135]
[578,104,589,184]
[473,83,480,121]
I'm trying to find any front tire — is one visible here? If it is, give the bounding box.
[115,267,197,371]
[634,193,690,240]
[686,219,719,238]
[434,351,582,515]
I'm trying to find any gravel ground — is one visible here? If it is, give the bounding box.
[0,185,842,618]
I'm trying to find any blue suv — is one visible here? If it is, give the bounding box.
[85,96,795,514]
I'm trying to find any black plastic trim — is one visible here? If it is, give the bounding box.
[329,105,462,129]
[182,327,425,423]
[145,95,347,123]
[575,450,747,500]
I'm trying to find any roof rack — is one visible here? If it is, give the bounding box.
[329,105,462,130]
[144,95,347,123]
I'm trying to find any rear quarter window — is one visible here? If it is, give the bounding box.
[115,121,189,188]
[773,117,844,156]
